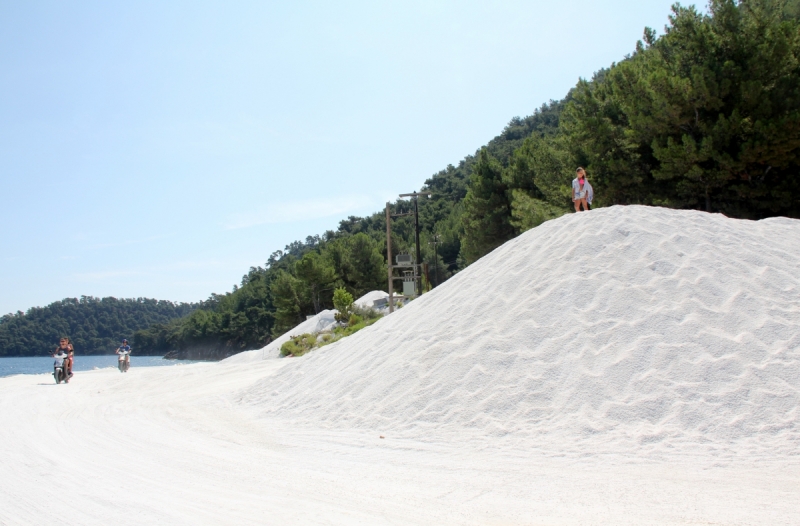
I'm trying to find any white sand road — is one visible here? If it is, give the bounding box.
[2,363,798,525]
[2,206,799,524]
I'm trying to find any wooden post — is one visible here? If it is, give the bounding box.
[413,196,422,297]
[386,202,394,313]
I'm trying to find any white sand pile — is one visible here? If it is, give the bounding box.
[224,291,390,364]
[354,289,389,308]
[223,309,338,363]
[242,205,800,457]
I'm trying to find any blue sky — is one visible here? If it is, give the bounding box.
[0,0,684,314]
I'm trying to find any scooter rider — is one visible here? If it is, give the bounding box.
[116,339,132,372]
[55,337,74,380]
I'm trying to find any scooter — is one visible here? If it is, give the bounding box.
[54,363,68,384]
[118,351,130,373]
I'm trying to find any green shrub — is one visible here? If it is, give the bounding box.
[280,310,382,356]
[352,304,382,321]
[333,288,355,323]
[280,333,317,357]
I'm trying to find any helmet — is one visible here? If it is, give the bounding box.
[122,339,128,343]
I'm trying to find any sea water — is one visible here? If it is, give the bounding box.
[0,355,203,378]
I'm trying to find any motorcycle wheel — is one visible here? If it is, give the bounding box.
[54,372,60,384]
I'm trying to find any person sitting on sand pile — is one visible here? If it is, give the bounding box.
[572,167,592,212]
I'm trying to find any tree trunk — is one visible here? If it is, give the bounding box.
[311,287,320,314]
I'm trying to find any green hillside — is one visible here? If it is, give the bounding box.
[28,0,800,360]
[0,297,198,356]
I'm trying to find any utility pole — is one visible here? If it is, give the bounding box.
[385,202,393,313]
[386,203,414,313]
[386,202,411,313]
[429,234,440,287]
[399,191,431,297]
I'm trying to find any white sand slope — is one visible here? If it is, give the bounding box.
[2,205,799,525]
[244,206,800,458]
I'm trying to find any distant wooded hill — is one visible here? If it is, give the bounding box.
[0,297,198,356]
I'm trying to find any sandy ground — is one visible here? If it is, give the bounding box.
[3,206,799,524]
[2,361,798,525]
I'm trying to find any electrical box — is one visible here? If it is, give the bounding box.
[396,254,413,266]
[402,270,416,297]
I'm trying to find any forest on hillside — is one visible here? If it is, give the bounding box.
[0,297,199,356]
[38,1,800,360]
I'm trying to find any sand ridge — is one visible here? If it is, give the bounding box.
[241,206,800,458]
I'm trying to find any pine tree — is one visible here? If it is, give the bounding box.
[460,149,515,263]
[580,0,800,216]
[270,270,308,337]
[343,233,385,297]
[295,252,336,314]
